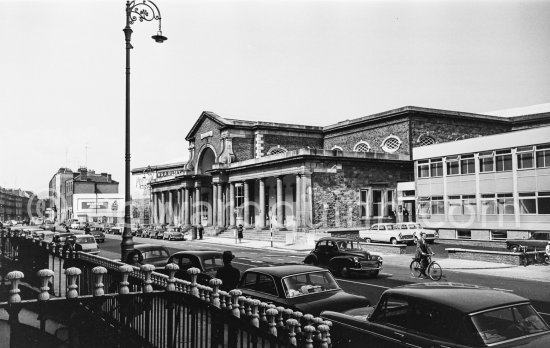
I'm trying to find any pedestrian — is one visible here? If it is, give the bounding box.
[237,224,244,243]
[403,208,409,222]
[65,225,70,233]
[84,223,91,235]
[198,223,204,240]
[62,235,82,269]
[126,250,143,267]
[215,251,241,291]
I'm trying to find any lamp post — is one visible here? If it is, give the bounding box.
[121,0,167,261]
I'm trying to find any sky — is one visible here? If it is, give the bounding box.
[1,0,549,198]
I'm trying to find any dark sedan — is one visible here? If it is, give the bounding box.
[237,265,370,317]
[506,231,550,252]
[304,237,383,278]
[322,282,550,348]
[163,250,223,285]
[133,244,171,268]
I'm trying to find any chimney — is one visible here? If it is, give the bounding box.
[80,167,88,180]
[107,174,112,181]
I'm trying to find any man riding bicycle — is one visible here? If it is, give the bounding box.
[415,232,433,277]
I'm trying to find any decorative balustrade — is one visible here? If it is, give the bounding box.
[0,231,333,348]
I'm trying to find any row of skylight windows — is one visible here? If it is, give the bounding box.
[332,135,405,154]
[417,144,550,178]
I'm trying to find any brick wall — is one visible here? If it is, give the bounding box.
[324,119,410,155]
[233,137,255,162]
[446,248,520,265]
[191,117,223,165]
[262,134,323,156]
[312,161,413,228]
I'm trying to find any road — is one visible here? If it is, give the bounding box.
[98,235,550,321]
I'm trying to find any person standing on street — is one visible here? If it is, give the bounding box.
[237,224,244,243]
[198,223,204,240]
[215,251,241,291]
[62,235,82,269]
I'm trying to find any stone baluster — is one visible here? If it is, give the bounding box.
[286,318,299,346]
[140,264,155,293]
[229,289,242,317]
[266,308,279,337]
[313,317,324,341]
[239,296,247,317]
[218,290,228,309]
[303,313,314,328]
[245,298,253,318]
[187,267,200,297]
[303,325,316,348]
[209,279,222,308]
[181,280,191,294]
[324,320,332,347]
[277,306,285,328]
[91,266,107,297]
[37,269,54,301]
[118,264,134,295]
[317,324,329,348]
[65,267,81,299]
[204,286,212,302]
[165,263,179,291]
[6,271,24,303]
[259,302,269,323]
[249,299,260,328]
[198,285,206,301]
[283,308,294,324]
[293,311,303,335]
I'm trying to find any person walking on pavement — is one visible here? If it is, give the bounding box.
[198,223,204,240]
[215,251,241,291]
[237,224,244,243]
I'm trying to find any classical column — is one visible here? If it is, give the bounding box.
[302,174,312,228]
[152,192,157,225]
[168,190,174,225]
[160,191,166,224]
[184,188,191,227]
[295,174,302,230]
[176,189,181,226]
[229,182,236,228]
[258,178,265,228]
[217,183,224,228]
[243,181,250,228]
[212,184,218,228]
[276,176,284,228]
[179,188,184,225]
[225,184,230,227]
[195,185,201,225]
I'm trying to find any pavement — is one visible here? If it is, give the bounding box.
[186,235,550,283]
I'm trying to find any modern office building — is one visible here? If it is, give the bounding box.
[414,126,550,240]
[142,106,548,233]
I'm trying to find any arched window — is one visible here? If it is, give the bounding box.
[418,135,436,147]
[267,146,288,155]
[331,146,343,151]
[381,135,402,153]
[353,141,371,153]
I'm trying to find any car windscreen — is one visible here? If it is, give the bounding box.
[76,236,96,244]
[282,271,340,298]
[142,249,169,259]
[202,257,223,273]
[469,304,549,345]
[337,241,364,251]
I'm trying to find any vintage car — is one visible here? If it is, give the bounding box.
[237,265,370,317]
[132,244,171,268]
[75,235,99,255]
[163,227,185,241]
[303,237,383,278]
[322,282,550,348]
[162,250,223,285]
[506,231,550,252]
[394,222,438,244]
[358,222,415,245]
[90,229,105,243]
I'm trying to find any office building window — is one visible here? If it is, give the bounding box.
[460,154,475,174]
[539,192,550,214]
[417,160,430,178]
[430,158,443,177]
[430,196,445,215]
[519,192,537,214]
[479,151,494,173]
[446,157,460,175]
[457,230,471,239]
[497,193,514,214]
[481,194,496,215]
[536,144,550,168]
[360,189,369,218]
[448,195,462,215]
[495,149,512,172]
[386,190,394,215]
[418,197,430,216]
[354,141,371,153]
[490,230,508,240]
[517,146,534,169]
[462,195,477,215]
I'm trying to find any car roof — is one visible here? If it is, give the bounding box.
[317,237,359,242]
[171,250,221,258]
[244,265,327,278]
[389,283,528,314]
[134,244,169,252]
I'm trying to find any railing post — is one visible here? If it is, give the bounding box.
[229,289,242,318]
[304,325,315,348]
[318,324,329,348]
[239,296,247,317]
[324,319,332,347]
[65,267,81,299]
[92,266,107,297]
[250,299,260,328]
[266,308,278,337]
[286,318,298,346]
[118,264,134,295]
[245,297,253,318]
[165,263,179,291]
[37,269,54,301]
[7,271,24,304]
[276,306,285,330]
[7,271,24,348]
[259,302,268,324]
[293,311,303,335]
[187,267,200,297]
[209,278,222,308]
[140,264,155,293]
[218,290,228,309]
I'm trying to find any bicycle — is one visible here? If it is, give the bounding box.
[520,246,549,266]
[410,253,442,281]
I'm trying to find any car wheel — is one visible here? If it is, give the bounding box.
[364,238,372,243]
[390,238,397,245]
[510,245,520,252]
[369,270,380,278]
[340,265,351,278]
[304,256,318,266]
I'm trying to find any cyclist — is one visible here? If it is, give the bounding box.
[415,232,432,277]
[545,241,550,261]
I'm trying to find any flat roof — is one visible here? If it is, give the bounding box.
[413,126,550,160]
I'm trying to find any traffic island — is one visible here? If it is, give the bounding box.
[359,242,408,255]
[446,248,533,266]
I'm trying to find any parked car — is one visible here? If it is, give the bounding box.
[162,251,223,285]
[75,235,99,255]
[90,229,105,243]
[140,227,152,238]
[394,222,438,244]
[131,244,171,268]
[109,225,124,235]
[69,220,81,229]
[303,237,383,278]
[163,227,185,241]
[358,222,415,245]
[237,265,370,317]
[322,282,550,348]
[506,231,550,252]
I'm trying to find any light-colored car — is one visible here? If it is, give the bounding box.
[358,223,415,245]
[394,222,438,244]
[75,234,99,254]
[70,220,81,229]
[163,227,185,241]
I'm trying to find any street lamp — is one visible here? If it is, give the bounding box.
[122,0,167,262]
